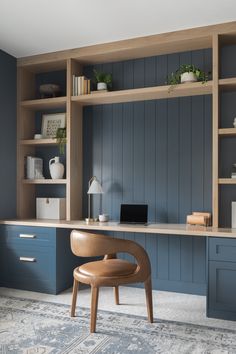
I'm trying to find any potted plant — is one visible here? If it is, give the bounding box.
[93,69,112,91]
[55,127,66,155]
[167,64,209,85]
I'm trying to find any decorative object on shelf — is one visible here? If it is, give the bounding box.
[55,127,66,155]
[187,211,211,226]
[99,214,109,222]
[167,64,209,86]
[72,75,91,95]
[49,156,64,179]
[41,113,66,138]
[34,134,43,140]
[86,176,103,223]
[231,164,236,178]
[36,197,66,219]
[93,69,112,91]
[39,83,60,98]
[233,117,236,128]
[26,156,44,179]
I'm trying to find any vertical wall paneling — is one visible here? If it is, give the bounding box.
[83,49,212,294]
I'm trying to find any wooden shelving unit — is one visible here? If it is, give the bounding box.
[22,179,67,184]
[219,77,236,91]
[218,128,236,136]
[21,96,67,110]
[20,139,57,146]
[16,21,236,224]
[72,81,212,106]
[218,179,236,185]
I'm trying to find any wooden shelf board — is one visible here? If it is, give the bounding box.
[21,96,67,110]
[219,78,236,91]
[218,128,236,136]
[218,178,236,185]
[72,81,212,106]
[22,179,67,184]
[20,139,58,146]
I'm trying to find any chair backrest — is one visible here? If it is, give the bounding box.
[70,230,151,279]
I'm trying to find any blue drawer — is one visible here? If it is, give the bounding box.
[0,225,56,248]
[208,237,236,262]
[2,244,55,283]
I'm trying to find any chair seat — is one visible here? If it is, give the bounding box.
[78,259,137,277]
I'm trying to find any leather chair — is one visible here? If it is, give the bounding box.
[70,230,153,333]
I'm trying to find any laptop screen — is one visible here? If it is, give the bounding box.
[120,204,148,224]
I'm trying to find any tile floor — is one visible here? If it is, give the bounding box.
[1,286,236,331]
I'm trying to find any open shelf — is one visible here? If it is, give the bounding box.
[219,77,236,91]
[71,81,213,106]
[218,178,236,185]
[20,139,58,146]
[22,179,67,184]
[21,96,67,110]
[218,128,236,136]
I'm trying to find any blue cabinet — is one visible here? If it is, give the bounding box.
[0,225,79,294]
[207,237,236,321]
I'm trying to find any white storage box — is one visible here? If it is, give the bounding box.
[36,198,66,220]
[232,202,236,228]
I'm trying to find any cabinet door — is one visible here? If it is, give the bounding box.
[208,261,236,320]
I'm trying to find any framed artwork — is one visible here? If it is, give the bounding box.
[41,113,66,138]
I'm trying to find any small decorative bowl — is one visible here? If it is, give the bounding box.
[39,84,60,98]
[99,214,109,222]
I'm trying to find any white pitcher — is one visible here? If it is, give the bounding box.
[49,156,64,179]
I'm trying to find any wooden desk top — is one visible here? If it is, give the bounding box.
[1,219,236,238]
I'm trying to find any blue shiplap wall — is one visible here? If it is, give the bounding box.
[83,49,212,295]
[0,50,16,218]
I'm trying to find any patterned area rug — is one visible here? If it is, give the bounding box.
[0,296,236,354]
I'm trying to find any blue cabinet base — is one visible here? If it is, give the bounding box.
[207,309,236,322]
[0,226,79,295]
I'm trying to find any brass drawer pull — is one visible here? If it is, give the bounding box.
[19,257,36,262]
[19,234,36,239]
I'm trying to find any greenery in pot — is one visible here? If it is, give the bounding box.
[55,127,66,155]
[93,69,112,89]
[167,64,209,85]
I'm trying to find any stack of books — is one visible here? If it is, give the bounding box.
[72,75,91,96]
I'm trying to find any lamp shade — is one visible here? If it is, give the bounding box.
[87,177,103,194]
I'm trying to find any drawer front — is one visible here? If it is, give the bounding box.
[2,244,55,283]
[208,237,236,262]
[208,261,236,313]
[0,225,56,248]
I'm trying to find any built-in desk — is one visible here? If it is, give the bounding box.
[1,219,236,238]
[1,219,236,321]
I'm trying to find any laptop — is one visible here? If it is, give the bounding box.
[120,204,148,225]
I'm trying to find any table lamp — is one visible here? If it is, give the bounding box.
[86,176,103,223]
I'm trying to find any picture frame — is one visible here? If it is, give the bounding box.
[41,113,66,138]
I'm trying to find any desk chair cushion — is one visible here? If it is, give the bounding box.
[78,259,137,277]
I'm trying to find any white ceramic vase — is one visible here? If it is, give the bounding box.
[97,82,107,90]
[181,72,197,83]
[49,156,64,179]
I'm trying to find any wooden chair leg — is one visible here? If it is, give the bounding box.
[90,286,99,333]
[114,286,119,305]
[71,278,79,317]
[144,276,153,323]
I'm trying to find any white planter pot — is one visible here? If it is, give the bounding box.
[97,82,107,91]
[181,72,197,83]
[49,156,64,179]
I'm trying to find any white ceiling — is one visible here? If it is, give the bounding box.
[0,0,236,58]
